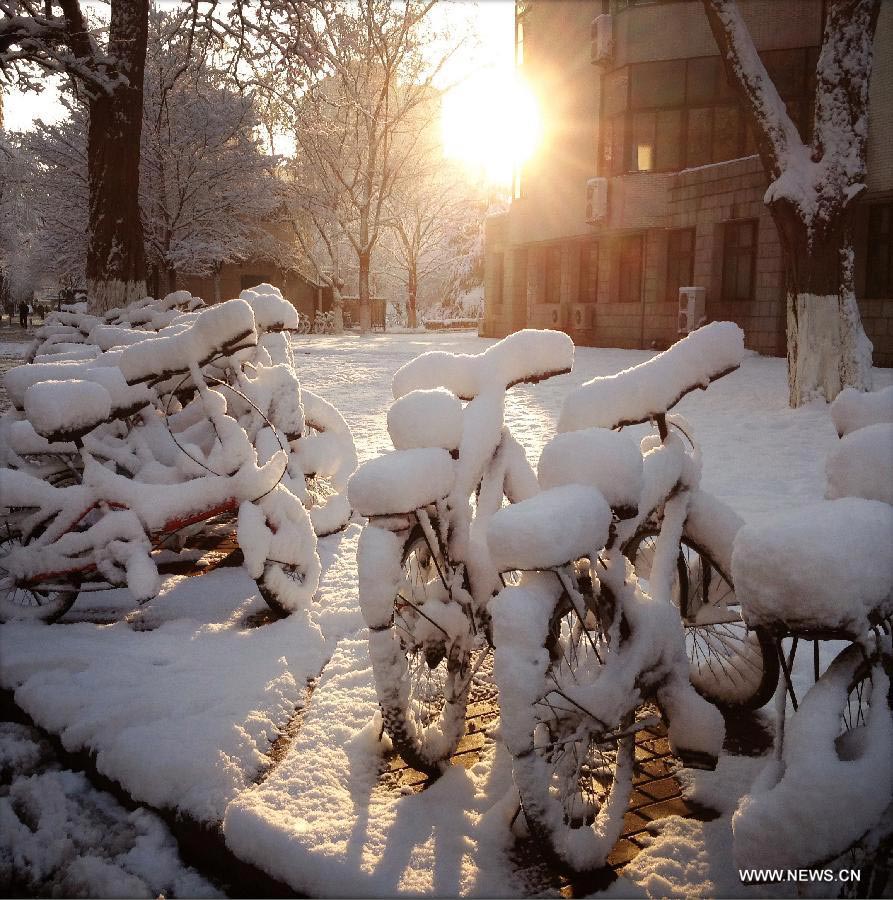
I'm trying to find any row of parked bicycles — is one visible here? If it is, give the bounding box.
[0,286,356,623]
[1,302,890,884]
[348,324,893,882]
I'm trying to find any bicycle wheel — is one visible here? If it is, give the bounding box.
[0,528,78,624]
[293,390,356,537]
[510,593,635,874]
[368,524,476,775]
[624,525,777,710]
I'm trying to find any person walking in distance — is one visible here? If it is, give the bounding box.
[18,300,27,329]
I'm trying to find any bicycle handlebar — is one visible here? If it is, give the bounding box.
[392,329,574,401]
[557,322,744,433]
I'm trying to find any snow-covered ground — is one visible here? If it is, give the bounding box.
[2,331,891,897]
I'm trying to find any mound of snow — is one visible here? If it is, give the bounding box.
[825,422,893,504]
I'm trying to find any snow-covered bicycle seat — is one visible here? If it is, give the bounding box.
[830,384,893,437]
[392,329,574,401]
[348,447,455,517]
[488,484,613,573]
[732,497,893,637]
[558,321,744,432]
[23,379,113,444]
[537,427,643,519]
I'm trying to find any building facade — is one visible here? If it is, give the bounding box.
[481,0,893,366]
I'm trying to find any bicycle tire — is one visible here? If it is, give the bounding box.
[624,496,778,710]
[508,591,635,874]
[365,523,476,775]
[0,529,78,624]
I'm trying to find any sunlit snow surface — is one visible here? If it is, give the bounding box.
[2,332,891,897]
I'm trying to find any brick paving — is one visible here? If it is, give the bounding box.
[376,655,719,897]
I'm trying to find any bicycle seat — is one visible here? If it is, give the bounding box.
[488,484,612,573]
[387,388,463,452]
[732,497,893,637]
[392,329,574,401]
[830,384,893,437]
[348,447,455,517]
[558,322,744,432]
[24,379,112,443]
[537,428,643,518]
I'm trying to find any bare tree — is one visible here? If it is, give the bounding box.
[265,0,459,332]
[702,0,880,406]
[1,0,152,312]
[383,159,484,328]
[141,10,280,296]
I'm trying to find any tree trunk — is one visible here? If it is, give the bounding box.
[166,267,177,295]
[358,249,372,334]
[212,266,221,304]
[332,285,344,334]
[85,0,149,314]
[407,266,417,329]
[772,202,873,406]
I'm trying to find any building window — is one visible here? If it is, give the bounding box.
[515,247,528,309]
[490,252,504,306]
[619,235,643,303]
[721,220,757,302]
[666,228,695,302]
[866,204,893,299]
[601,47,815,176]
[545,245,561,303]
[580,242,599,303]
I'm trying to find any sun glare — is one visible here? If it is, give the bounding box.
[441,70,543,186]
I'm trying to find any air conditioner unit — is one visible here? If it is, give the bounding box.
[530,304,566,330]
[678,286,706,334]
[590,14,614,66]
[585,177,608,224]
[571,303,596,330]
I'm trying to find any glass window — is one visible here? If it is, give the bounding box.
[762,48,805,98]
[687,107,712,168]
[712,106,741,162]
[630,60,685,110]
[632,111,656,172]
[491,252,504,306]
[619,235,643,304]
[686,57,718,106]
[604,68,629,118]
[655,109,683,171]
[545,245,561,304]
[722,220,758,301]
[580,242,599,303]
[666,228,695,302]
[866,204,893,299]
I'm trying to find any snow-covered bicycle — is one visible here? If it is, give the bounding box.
[487,322,777,873]
[731,385,893,886]
[0,296,325,622]
[348,329,575,774]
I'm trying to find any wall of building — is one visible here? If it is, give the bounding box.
[483,0,892,366]
[179,262,325,319]
[613,0,821,67]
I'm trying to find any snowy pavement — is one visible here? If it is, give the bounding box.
[2,331,891,897]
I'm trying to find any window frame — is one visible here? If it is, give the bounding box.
[619,234,644,304]
[666,228,696,303]
[721,219,758,303]
[866,202,893,300]
[580,241,599,303]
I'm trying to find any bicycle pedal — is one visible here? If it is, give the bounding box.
[676,748,718,771]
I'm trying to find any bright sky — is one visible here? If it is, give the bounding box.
[1,0,534,186]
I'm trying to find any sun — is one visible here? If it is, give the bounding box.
[441,70,543,186]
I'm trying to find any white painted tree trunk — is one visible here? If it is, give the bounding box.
[88,277,148,315]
